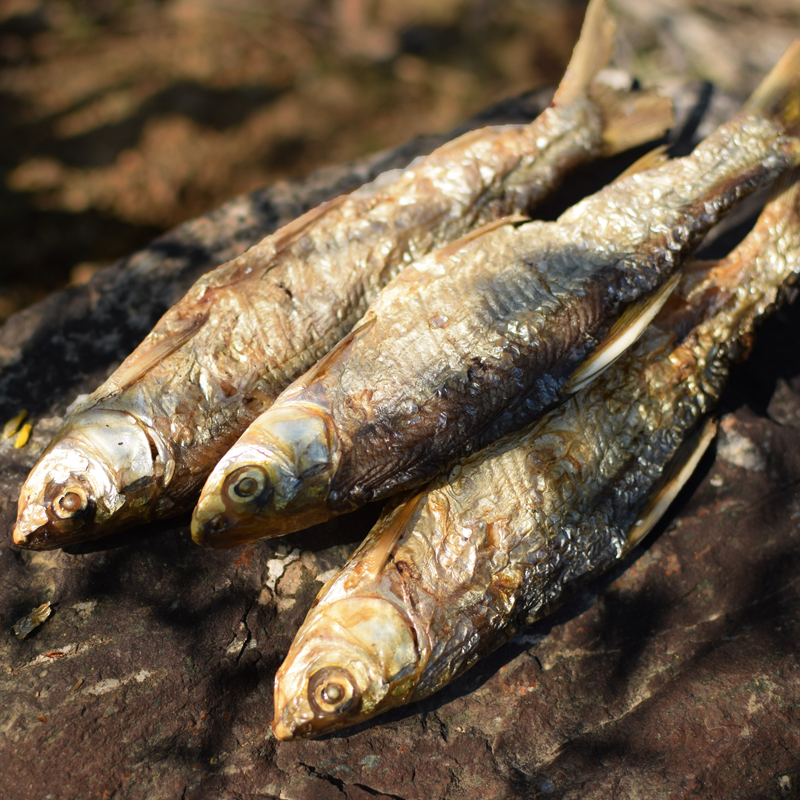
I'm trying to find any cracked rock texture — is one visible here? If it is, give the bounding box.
[1,84,800,800]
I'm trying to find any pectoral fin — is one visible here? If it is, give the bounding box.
[623,418,717,554]
[566,269,682,394]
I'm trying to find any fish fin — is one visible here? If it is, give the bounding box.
[592,85,674,156]
[614,145,670,181]
[427,126,502,156]
[551,0,673,152]
[623,419,717,554]
[296,314,378,389]
[743,40,800,136]
[552,0,616,107]
[435,214,528,260]
[101,312,210,396]
[566,269,682,394]
[271,195,350,255]
[358,492,426,580]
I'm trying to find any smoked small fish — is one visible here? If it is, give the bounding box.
[193,42,800,547]
[12,0,671,550]
[271,168,800,740]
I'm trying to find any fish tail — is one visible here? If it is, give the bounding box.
[552,0,616,107]
[552,0,673,155]
[591,84,674,156]
[743,40,800,136]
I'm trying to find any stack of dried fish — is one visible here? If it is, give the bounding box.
[12,0,670,551]
[193,40,800,546]
[183,36,800,737]
[9,0,800,744]
[271,167,800,738]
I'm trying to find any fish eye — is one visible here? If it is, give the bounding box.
[224,466,271,506]
[52,486,88,519]
[308,667,360,717]
[41,479,95,530]
[235,476,259,497]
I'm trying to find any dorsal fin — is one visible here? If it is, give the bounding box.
[270,195,350,256]
[614,145,669,182]
[100,311,209,397]
[435,214,528,260]
[423,126,497,158]
[296,314,378,389]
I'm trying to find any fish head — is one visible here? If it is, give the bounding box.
[272,596,420,740]
[13,408,173,549]
[192,403,338,546]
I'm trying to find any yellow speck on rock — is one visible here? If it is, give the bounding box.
[3,409,27,439]
[14,423,32,448]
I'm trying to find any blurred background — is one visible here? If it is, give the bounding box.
[1,0,799,325]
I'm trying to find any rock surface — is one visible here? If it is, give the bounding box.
[1,83,799,800]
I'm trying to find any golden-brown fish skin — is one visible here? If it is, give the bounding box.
[271,170,800,741]
[197,43,800,548]
[14,0,671,550]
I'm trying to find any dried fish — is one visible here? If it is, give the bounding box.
[271,169,800,740]
[12,0,671,550]
[194,42,800,547]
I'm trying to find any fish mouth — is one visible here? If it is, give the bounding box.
[12,503,58,549]
[271,716,296,741]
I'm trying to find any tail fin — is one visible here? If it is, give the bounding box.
[552,0,673,155]
[592,84,674,155]
[743,40,800,136]
[552,0,616,107]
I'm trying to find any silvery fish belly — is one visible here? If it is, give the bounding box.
[271,170,800,740]
[193,41,800,547]
[12,0,672,550]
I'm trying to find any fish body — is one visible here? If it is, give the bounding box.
[12,0,671,550]
[271,168,800,740]
[194,43,800,547]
